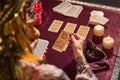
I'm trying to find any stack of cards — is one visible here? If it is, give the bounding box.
[90,10,104,17]
[88,10,109,25]
[89,15,109,25]
[48,20,64,33]
[52,31,70,52]
[77,25,90,40]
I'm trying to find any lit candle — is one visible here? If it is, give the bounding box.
[102,35,114,49]
[93,25,104,37]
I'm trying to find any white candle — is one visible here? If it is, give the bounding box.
[93,25,104,37]
[102,35,114,49]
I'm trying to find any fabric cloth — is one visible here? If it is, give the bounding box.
[84,40,110,72]
[36,0,120,80]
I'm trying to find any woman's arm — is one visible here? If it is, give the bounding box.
[74,50,98,80]
[69,33,98,80]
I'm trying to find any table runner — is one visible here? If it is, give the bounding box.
[37,0,120,80]
[111,47,120,80]
[77,0,120,8]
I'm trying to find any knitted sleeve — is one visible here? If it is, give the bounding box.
[18,60,70,80]
[75,56,98,80]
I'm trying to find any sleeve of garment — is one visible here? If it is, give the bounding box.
[18,59,70,80]
[75,56,98,80]
[36,64,70,80]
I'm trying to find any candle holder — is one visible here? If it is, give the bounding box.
[102,47,113,58]
[92,34,103,44]
[87,23,95,29]
[34,13,42,25]
[33,2,42,25]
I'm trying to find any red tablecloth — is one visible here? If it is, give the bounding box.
[37,0,120,80]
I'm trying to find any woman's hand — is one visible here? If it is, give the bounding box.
[69,33,85,58]
[30,39,38,50]
[29,39,48,54]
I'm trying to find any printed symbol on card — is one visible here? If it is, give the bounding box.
[48,20,64,33]
[61,32,68,39]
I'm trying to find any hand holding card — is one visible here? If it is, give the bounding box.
[32,39,49,58]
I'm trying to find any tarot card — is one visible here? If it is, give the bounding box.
[63,22,77,33]
[52,31,70,52]
[53,1,72,13]
[32,39,49,58]
[65,5,83,18]
[77,25,90,39]
[48,20,64,33]
[62,22,77,51]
